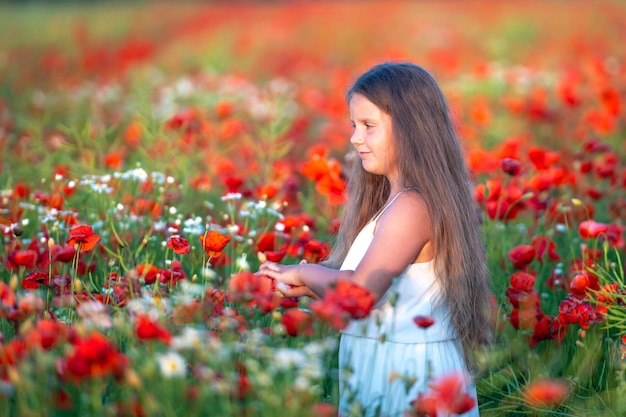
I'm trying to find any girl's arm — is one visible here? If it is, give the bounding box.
[258,261,354,298]
[258,191,430,301]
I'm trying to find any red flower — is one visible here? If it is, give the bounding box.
[307,402,338,417]
[310,281,375,331]
[256,232,276,252]
[310,300,349,331]
[159,260,187,285]
[199,231,231,258]
[167,236,190,255]
[0,339,27,367]
[530,315,567,348]
[282,309,314,337]
[523,378,570,407]
[62,332,128,382]
[66,225,101,252]
[23,319,67,350]
[509,305,541,331]
[0,282,16,308]
[52,245,77,263]
[413,315,435,329]
[508,244,536,269]
[136,264,161,285]
[500,157,522,176]
[558,295,600,329]
[256,232,287,263]
[569,272,600,299]
[135,315,172,344]
[578,220,608,240]
[411,372,476,416]
[228,271,280,313]
[302,239,330,263]
[8,249,38,269]
[531,235,560,262]
[330,281,375,319]
[22,270,49,290]
[509,272,536,292]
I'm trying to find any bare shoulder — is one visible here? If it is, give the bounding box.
[376,190,430,234]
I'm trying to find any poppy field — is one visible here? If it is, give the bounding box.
[1,1,626,416]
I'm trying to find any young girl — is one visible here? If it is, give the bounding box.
[258,62,492,416]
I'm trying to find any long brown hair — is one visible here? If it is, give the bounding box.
[325,62,492,357]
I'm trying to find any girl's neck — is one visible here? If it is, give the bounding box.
[387,176,403,197]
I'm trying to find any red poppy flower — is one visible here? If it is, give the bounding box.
[136,264,161,285]
[414,372,476,415]
[9,249,38,269]
[307,403,338,417]
[256,232,276,252]
[331,281,375,319]
[199,231,231,258]
[24,319,66,350]
[160,260,187,284]
[0,282,16,308]
[22,270,49,290]
[228,271,280,313]
[66,225,101,252]
[530,315,567,348]
[167,236,190,255]
[135,315,172,344]
[411,392,438,416]
[282,309,314,337]
[578,220,608,240]
[257,183,278,199]
[509,305,541,331]
[509,272,536,292]
[500,157,522,176]
[531,235,560,262]
[63,332,128,382]
[310,300,349,331]
[52,245,78,263]
[0,339,26,367]
[523,378,570,407]
[558,295,600,329]
[302,239,330,263]
[413,315,435,329]
[600,87,620,116]
[256,233,287,262]
[508,244,536,270]
[569,272,600,298]
[310,281,375,330]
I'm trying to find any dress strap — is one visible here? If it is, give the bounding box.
[372,188,412,223]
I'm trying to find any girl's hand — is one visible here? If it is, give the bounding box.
[258,259,319,299]
[257,261,303,287]
[275,283,319,299]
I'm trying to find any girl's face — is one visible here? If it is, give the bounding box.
[349,93,397,181]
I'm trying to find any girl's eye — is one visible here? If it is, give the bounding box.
[364,123,373,129]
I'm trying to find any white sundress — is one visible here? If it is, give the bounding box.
[337,192,479,417]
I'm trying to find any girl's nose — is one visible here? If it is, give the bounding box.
[350,129,364,145]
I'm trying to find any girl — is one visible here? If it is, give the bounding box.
[258,62,492,416]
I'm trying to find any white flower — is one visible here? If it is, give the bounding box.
[156,351,187,378]
[221,192,242,201]
[171,327,203,351]
[273,348,306,370]
[235,254,250,271]
[77,300,112,329]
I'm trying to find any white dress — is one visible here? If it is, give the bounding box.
[338,193,479,417]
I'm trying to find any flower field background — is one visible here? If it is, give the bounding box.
[1,0,626,416]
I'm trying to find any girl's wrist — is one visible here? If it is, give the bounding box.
[296,263,306,286]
